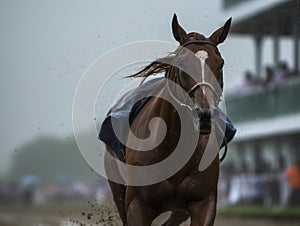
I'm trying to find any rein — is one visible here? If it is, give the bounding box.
[219,136,227,163]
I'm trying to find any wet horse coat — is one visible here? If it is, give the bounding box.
[103,14,233,226]
[99,77,235,162]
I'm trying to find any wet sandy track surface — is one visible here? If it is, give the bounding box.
[0,203,299,226]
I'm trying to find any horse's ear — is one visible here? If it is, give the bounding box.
[209,18,232,45]
[172,14,188,45]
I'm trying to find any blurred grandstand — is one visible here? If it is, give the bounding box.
[219,0,300,206]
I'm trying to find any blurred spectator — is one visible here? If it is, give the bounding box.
[231,62,299,96]
[22,185,33,205]
[274,61,290,82]
[285,159,300,206]
[263,66,275,87]
[264,62,294,91]
[21,175,41,206]
[235,71,261,93]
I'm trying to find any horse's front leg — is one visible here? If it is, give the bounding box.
[162,210,190,226]
[188,194,217,226]
[126,196,156,226]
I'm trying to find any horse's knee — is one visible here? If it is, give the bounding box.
[107,181,127,224]
[188,197,217,226]
[127,198,153,226]
[162,210,189,226]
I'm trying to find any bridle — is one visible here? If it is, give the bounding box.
[166,39,228,162]
[166,40,223,113]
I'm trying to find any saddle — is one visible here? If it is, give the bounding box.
[99,96,152,162]
[99,78,236,162]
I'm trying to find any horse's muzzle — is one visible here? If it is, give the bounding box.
[199,109,212,135]
[199,121,211,135]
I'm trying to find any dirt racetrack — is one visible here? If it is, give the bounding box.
[0,203,299,226]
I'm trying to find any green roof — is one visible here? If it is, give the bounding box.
[223,0,251,9]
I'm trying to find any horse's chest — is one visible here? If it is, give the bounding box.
[177,169,217,199]
[141,166,218,206]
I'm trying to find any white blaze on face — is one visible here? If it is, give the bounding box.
[195,50,208,81]
[195,50,209,94]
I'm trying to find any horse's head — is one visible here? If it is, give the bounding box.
[169,14,231,135]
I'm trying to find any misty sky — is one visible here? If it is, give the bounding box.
[0,0,293,176]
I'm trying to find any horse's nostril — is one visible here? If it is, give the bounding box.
[200,110,212,123]
[199,109,212,134]
[195,108,200,114]
[203,109,211,118]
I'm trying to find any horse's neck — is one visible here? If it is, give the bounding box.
[159,87,218,174]
[159,88,204,162]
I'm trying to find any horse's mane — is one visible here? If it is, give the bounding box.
[127,55,175,78]
[128,33,206,79]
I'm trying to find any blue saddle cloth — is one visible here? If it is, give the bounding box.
[99,78,236,162]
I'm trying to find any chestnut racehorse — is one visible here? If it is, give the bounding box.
[104,14,232,226]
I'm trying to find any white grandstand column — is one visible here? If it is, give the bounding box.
[273,31,280,67]
[294,34,299,74]
[254,35,263,76]
[293,12,300,74]
[294,0,300,74]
